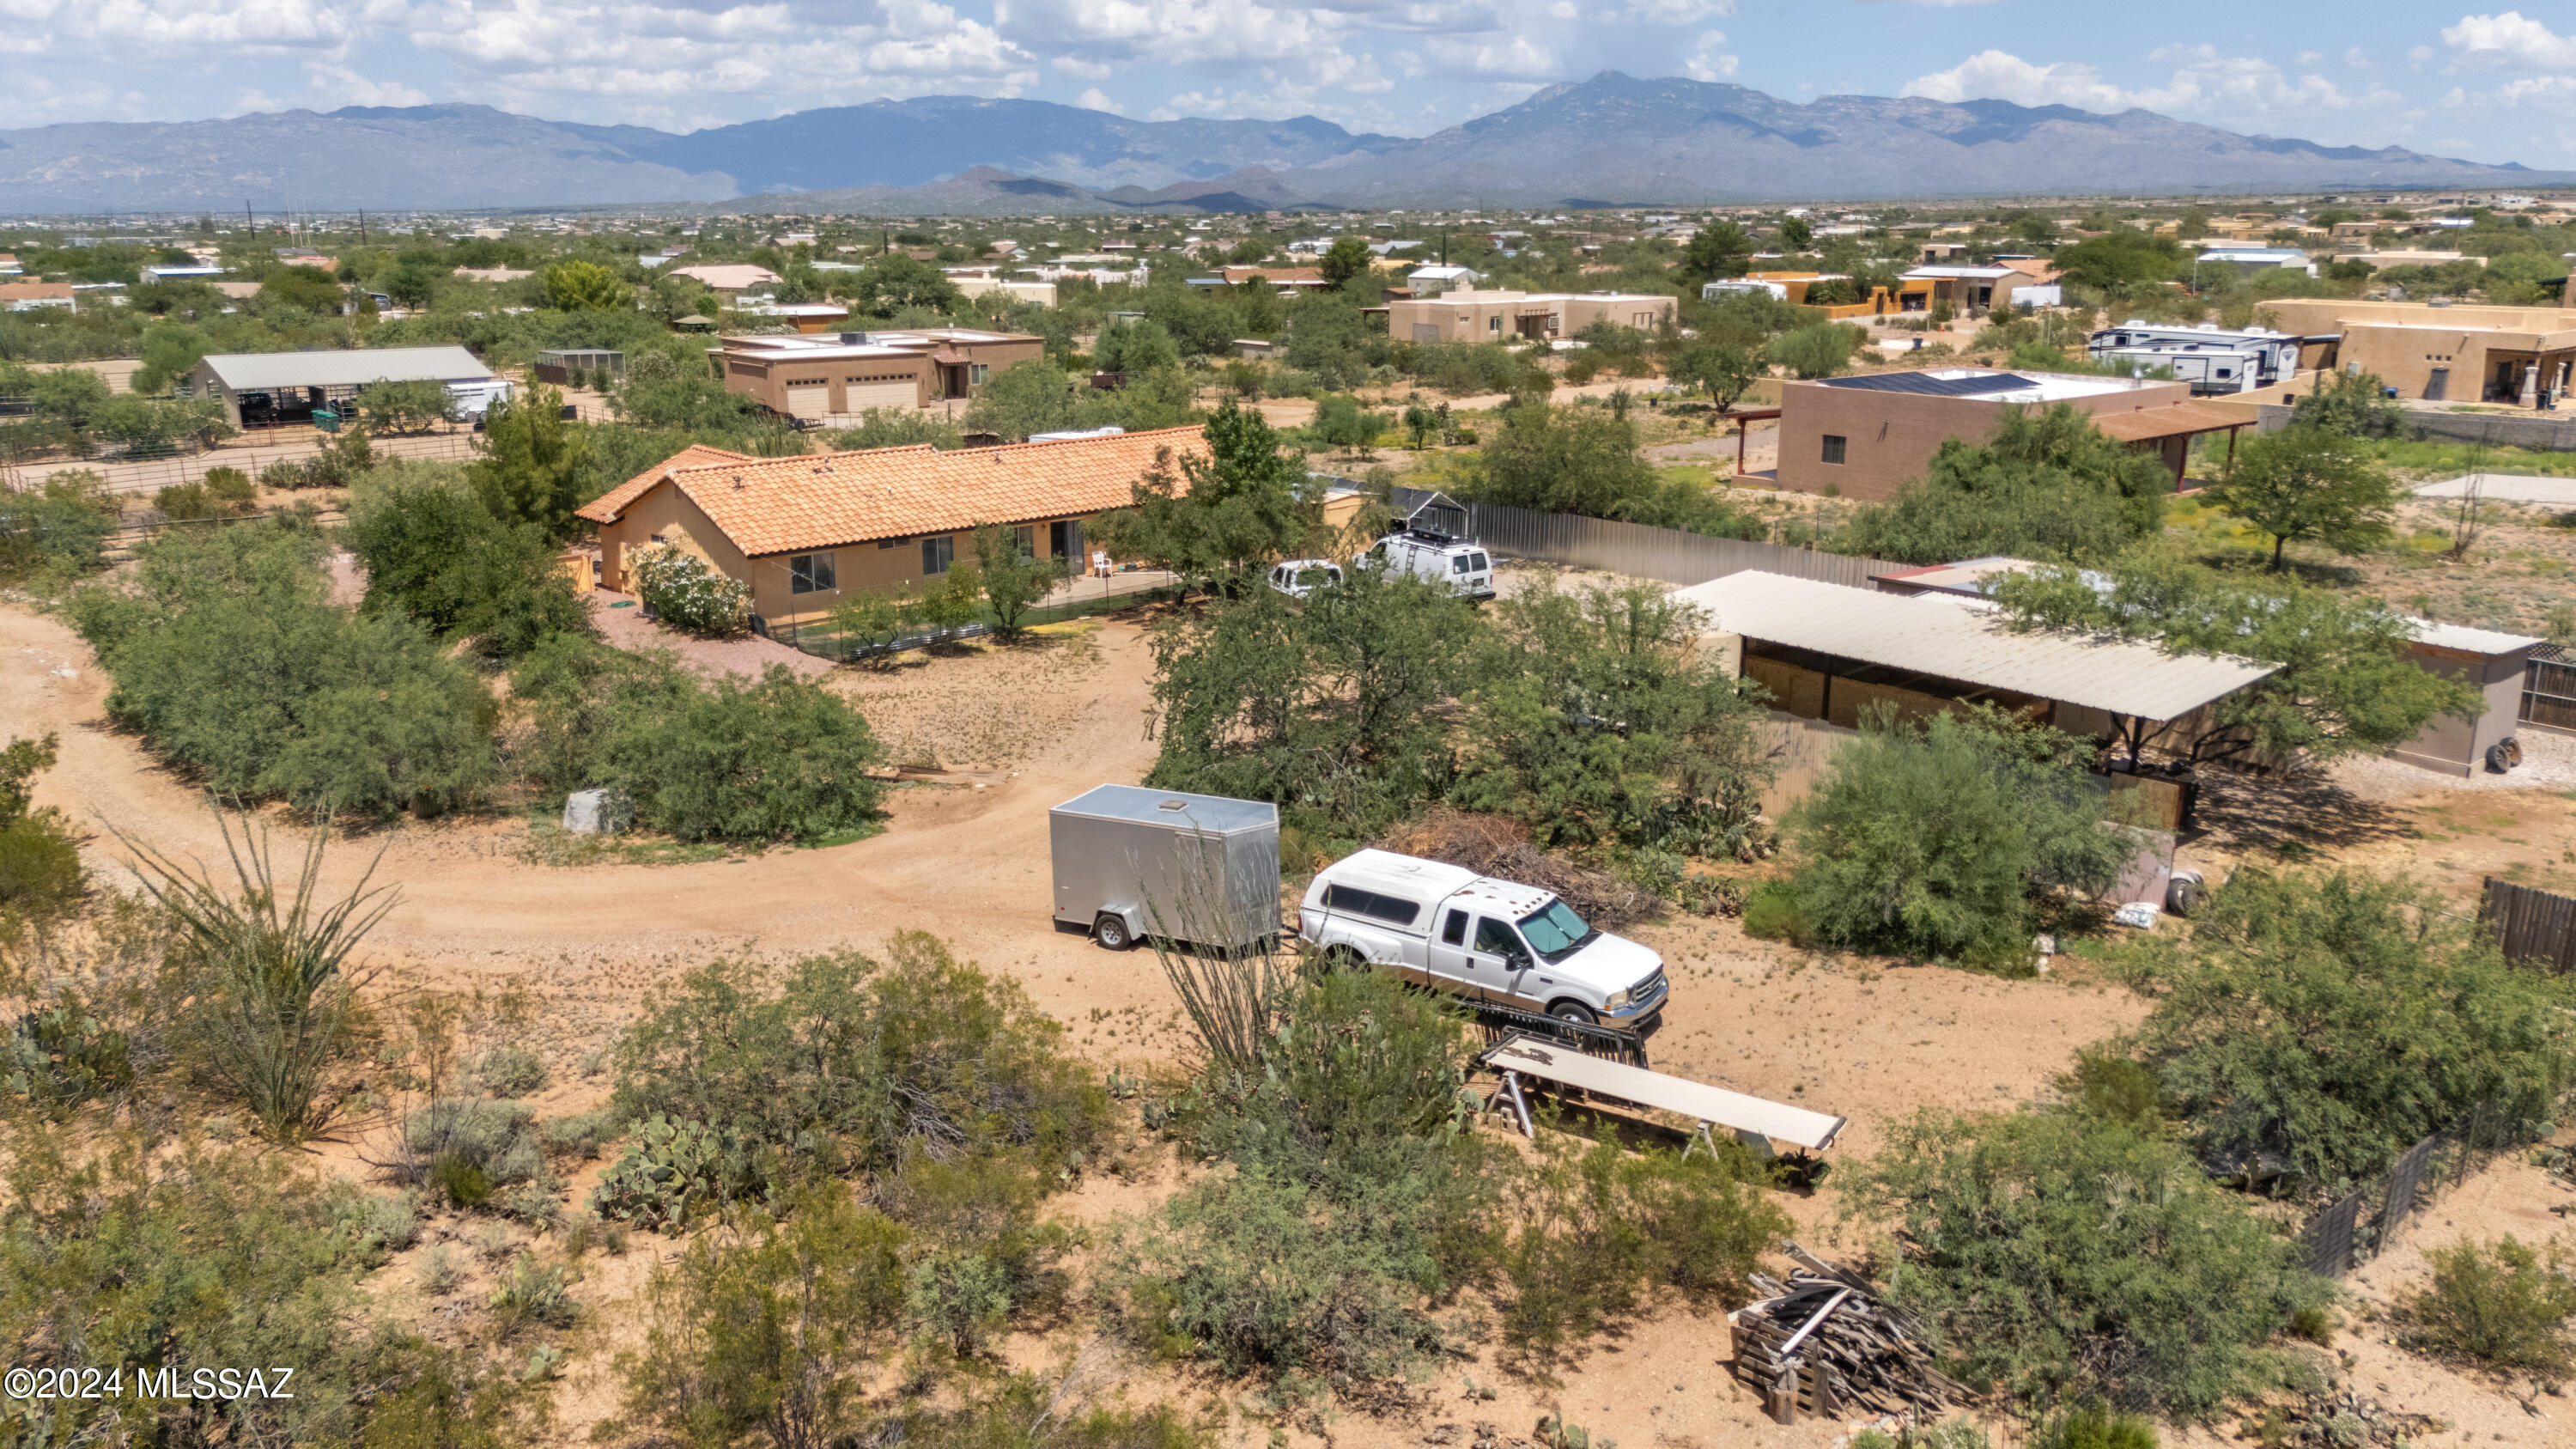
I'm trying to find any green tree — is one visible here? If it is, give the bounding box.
[384,253,447,309]
[2205,424,2403,569]
[1455,577,1772,856]
[1309,393,1382,454]
[1679,222,1755,284]
[618,1185,909,1449]
[260,265,343,312]
[2288,368,2403,436]
[1402,402,1438,450]
[840,254,962,317]
[1765,322,1862,380]
[357,379,456,435]
[600,664,884,843]
[1838,404,2173,564]
[1990,556,2482,763]
[1094,317,1182,374]
[1786,705,2137,961]
[0,472,119,585]
[344,463,594,659]
[0,731,84,919]
[1667,339,1762,414]
[1146,569,1479,832]
[1468,399,1656,519]
[2113,868,2575,1193]
[957,358,1082,442]
[468,383,592,539]
[1092,398,1317,588]
[971,521,1066,641]
[1319,234,1375,291]
[538,259,632,312]
[2051,230,2188,294]
[131,320,211,393]
[1844,1106,2331,1413]
[1778,216,1814,249]
[614,349,759,432]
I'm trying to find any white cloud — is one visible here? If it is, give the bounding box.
[1858,0,1997,7]
[304,60,429,105]
[2344,46,2369,68]
[1072,85,1121,112]
[2295,51,2321,65]
[1683,29,1735,82]
[1900,50,2131,109]
[1621,0,1728,21]
[1904,44,2400,125]
[2442,12,2576,70]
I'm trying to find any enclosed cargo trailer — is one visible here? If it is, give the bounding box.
[1049,785,1280,950]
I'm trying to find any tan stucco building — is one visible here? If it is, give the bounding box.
[1387,289,1674,344]
[1774,368,2245,500]
[717,327,1046,423]
[574,427,1208,630]
[2260,298,2576,405]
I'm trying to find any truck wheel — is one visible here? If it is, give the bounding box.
[1547,1001,1598,1026]
[1321,945,1363,972]
[1093,913,1137,951]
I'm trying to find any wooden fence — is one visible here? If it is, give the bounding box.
[2481,877,2576,974]
[1387,485,1906,590]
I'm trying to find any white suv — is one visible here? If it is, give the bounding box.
[1296,849,1668,1026]
[1364,533,1493,600]
[1265,558,1345,599]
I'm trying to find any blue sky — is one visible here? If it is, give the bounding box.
[9,0,2576,167]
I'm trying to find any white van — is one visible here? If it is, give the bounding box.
[1265,558,1344,599]
[1296,849,1668,1026]
[1365,533,1493,600]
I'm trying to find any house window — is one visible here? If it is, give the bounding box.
[1012,525,1035,557]
[1487,316,1501,334]
[969,362,989,386]
[879,536,904,549]
[789,551,836,594]
[1821,434,1847,465]
[921,535,955,575]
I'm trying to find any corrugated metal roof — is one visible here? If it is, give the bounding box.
[199,346,494,391]
[1672,571,2277,722]
[1484,1036,1847,1151]
[2410,619,2543,654]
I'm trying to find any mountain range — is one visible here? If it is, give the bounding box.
[1,71,2561,215]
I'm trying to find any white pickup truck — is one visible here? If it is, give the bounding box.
[1295,849,1668,1026]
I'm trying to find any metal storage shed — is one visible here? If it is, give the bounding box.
[187,346,499,429]
[1671,571,2277,764]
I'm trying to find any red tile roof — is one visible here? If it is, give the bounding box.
[581,427,1209,557]
[579,443,754,526]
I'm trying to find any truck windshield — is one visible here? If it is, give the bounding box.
[1517,900,1597,963]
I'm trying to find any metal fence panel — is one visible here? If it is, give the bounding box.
[2481,877,2576,974]
[2300,1191,2364,1279]
[2379,1133,2439,1245]
[1388,486,1906,591]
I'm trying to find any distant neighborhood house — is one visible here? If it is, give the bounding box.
[717,327,1046,423]
[1388,289,1674,343]
[574,426,1210,630]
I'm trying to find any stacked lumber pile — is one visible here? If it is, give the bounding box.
[1727,1245,1972,1423]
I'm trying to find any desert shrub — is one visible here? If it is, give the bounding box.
[1766,322,1862,379]
[1738,880,1809,942]
[328,1184,426,1260]
[343,462,594,660]
[66,519,498,817]
[0,471,118,586]
[357,378,456,435]
[616,1185,909,1449]
[882,1155,1076,1359]
[597,662,884,843]
[0,1123,453,1448]
[500,632,684,796]
[2031,1405,2160,1449]
[539,1105,620,1161]
[1498,1132,1786,1366]
[632,541,750,637]
[0,733,85,921]
[2114,868,2575,1193]
[1786,704,2136,963]
[2402,1235,2576,1374]
[1838,404,2173,565]
[1455,576,1772,856]
[123,819,387,1144]
[402,1097,551,1207]
[1843,1105,2330,1414]
[488,1257,580,1336]
[476,1042,549,1097]
[155,474,258,521]
[611,936,1109,1196]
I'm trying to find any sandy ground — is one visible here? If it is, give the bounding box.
[2415,474,2576,506]
[6,574,2569,1449]
[588,588,835,679]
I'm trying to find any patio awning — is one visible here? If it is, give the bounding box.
[2091,401,2255,442]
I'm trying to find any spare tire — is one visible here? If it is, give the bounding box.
[2166,871,2207,917]
[2488,741,2515,774]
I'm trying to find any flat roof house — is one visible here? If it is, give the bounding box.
[185,345,504,429]
[1387,289,1674,344]
[1774,368,2251,500]
[1894,265,2037,317]
[574,427,1210,630]
[2260,298,2576,406]
[669,264,784,295]
[716,327,1046,423]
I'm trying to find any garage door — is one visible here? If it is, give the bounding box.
[783,380,829,419]
[841,376,916,412]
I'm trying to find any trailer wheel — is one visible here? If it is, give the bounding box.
[1546,1001,1598,1026]
[1093,913,1137,951]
